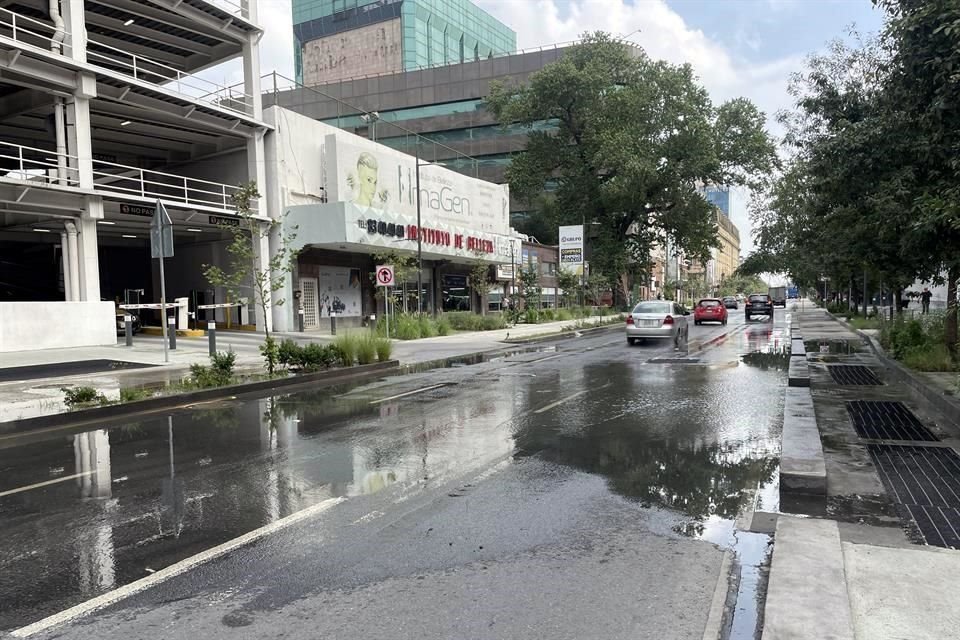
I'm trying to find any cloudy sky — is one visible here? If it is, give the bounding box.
[228,0,885,252]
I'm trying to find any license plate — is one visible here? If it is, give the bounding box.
[641,320,659,327]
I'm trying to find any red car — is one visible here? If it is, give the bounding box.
[694,298,728,325]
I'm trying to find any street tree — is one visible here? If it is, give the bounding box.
[877,0,960,351]
[467,250,494,315]
[557,269,580,308]
[203,183,298,374]
[487,32,777,304]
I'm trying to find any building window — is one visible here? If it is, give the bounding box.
[542,262,557,276]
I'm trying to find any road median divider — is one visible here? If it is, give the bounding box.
[0,360,400,438]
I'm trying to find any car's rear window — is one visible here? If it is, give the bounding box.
[699,300,721,307]
[633,302,671,314]
[749,295,770,302]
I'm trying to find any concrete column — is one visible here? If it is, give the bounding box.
[243,32,263,121]
[65,221,81,301]
[61,0,87,62]
[77,199,103,302]
[60,231,73,301]
[254,227,272,332]
[66,93,94,189]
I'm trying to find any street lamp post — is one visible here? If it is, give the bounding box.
[415,144,423,315]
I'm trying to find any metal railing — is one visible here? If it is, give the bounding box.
[202,0,249,19]
[85,37,254,116]
[0,140,248,212]
[0,6,63,52]
[0,8,254,117]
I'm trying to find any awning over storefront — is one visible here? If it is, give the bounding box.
[286,202,521,265]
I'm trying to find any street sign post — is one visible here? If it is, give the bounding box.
[376,265,395,338]
[151,200,174,363]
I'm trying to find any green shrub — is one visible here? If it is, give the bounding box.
[259,335,280,374]
[524,309,540,324]
[480,314,507,330]
[445,311,479,331]
[540,309,555,322]
[436,316,452,335]
[374,336,393,361]
[301,342,338,371]
[418,314,437,338]
[333,333,359,366]
[120,387,153,403]
[902,343,955,372]
[356,334,377,364]
[61,386,108,408]
[394,313,422,340]
[277,338,300,368]
[211,350,237,379]
[556,309,572,321]
[189,351,235,389]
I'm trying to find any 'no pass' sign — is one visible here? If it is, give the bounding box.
[375,265,395,287]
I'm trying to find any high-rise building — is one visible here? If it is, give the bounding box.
[705,186,731,217]
[292,0,516,86]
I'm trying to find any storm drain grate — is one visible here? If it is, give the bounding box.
[868,444,960,549]
[846,401,939,442]
[827,365,882,386]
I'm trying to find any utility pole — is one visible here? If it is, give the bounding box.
[415,143,423,315]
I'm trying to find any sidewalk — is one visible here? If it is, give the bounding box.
[763,303,960,639]
[0,314,619,423]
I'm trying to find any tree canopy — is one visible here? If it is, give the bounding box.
[487,33,777,301]
[747,0,960,351]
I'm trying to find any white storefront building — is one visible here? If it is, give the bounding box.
[0,0,519,354]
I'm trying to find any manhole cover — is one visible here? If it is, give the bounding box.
[846,401,939,442]
[868,444,960,549]
[827,365,882,386]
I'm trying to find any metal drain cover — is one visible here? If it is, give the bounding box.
[846,401,939,442]
[828,365,882,385]
[868,444,960,549]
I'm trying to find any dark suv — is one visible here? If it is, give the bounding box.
[745,293,774,321]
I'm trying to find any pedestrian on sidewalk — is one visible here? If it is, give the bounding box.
[921,287,932,314]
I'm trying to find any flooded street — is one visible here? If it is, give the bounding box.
[1,313,788,639]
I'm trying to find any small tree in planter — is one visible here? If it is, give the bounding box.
[203,182,298,375]
[519,265,541,323]
[468,250,495,315]
[557,269,580,308]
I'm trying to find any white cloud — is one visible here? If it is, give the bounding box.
[474,0,801,251]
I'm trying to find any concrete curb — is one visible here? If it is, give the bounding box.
[762,516,855,640]
[701,549,734,640]
[787,358,810,387]
[825,313,960,426]
[501,320,624,344]
[780,386,826,494]
[0,360,400,436]
[789,337,806,357]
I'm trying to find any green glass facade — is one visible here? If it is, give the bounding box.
[292,0,516,83]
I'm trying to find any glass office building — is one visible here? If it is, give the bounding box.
[293,0,516,85]
[705,186,731,217]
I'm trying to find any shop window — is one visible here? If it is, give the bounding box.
[442,274,470,311]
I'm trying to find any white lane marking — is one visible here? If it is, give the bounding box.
[0,471,94,498]
[533,390,590,414]
[11,496,347,638]
[368,384,448,405]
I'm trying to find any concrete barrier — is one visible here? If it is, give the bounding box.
[781,387,826,494]
[762,516,855,640]
[790,337,807,357]
[788,357,810,387]
[0,301,116,352]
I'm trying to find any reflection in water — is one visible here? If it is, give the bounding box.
[513,360,781,529]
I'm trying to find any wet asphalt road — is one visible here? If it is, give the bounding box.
[0,311,789,639]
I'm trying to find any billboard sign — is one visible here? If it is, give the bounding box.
[559,225,583,269]
[326,134,511,237]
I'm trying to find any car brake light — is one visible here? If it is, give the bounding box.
[663,315,674,325]
[626,316,634,325]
